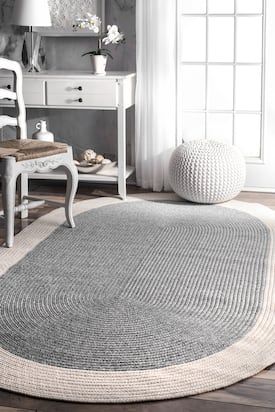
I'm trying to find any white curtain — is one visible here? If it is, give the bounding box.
[135,0,177,192]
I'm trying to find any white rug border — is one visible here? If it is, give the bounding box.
[0,194,274,403]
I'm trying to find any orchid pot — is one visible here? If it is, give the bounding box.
[90,54,107,75]
[73,14,125,74]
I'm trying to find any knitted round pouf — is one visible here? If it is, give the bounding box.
[169,140,246,204]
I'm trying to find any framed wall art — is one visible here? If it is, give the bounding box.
[34,0,105,36]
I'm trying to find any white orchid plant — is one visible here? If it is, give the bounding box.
[73,13,125,59]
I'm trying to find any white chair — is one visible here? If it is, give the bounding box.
[0,57,78,248]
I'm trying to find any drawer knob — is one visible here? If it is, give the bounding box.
[75,86,83,91]
[6,85,11,90]
[78,98,83,103]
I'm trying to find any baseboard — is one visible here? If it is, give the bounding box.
[243,187,275,194]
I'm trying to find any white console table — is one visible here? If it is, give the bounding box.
[0,71,136,200]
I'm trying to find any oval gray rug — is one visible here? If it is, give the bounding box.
[0,196,275,403]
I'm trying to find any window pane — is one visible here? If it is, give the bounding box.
[208,66,234,110]
[180,0,206,14]
[182,113,205,141]
[237,0,263,14]
[208,17,234,62]
[207,114,233,145]
[180,17,206,61]
[181,66,205,110]
[235,114,261,157]
[208,0,234,14]
[236,17,263,62]
[235,66,262,111]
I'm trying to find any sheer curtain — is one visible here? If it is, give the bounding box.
[135,0,177,192]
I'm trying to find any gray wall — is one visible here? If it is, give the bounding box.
[0,0,136,162]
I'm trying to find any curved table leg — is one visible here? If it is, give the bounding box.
[58,161,78,228]
[2,157,17,248]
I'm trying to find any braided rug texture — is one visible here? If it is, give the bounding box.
[0,195,275,403]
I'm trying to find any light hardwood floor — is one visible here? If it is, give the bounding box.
[0,181,274,412]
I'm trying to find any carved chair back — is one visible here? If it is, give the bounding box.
[0,58,27,140]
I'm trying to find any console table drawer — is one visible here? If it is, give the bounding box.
[0,77,45,106]
[0,77,14,106]
[46,79,118,107]
[0,77,13,90]
[23,79,45,106]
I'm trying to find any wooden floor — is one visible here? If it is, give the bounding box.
[0,181,275,412]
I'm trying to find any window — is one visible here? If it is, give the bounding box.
[177,0,266,161]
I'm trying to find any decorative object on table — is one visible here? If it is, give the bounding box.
[74,161,102,175]
[11,0,52,72]
[169,140,246,204]
[81,148,97,162]
[79,149,112,165]
[1,195,275,402]
[75,148,112,173]
[96,154,105,163]
[32,120,54,142]
[75,161,117,175]
[73,14,125,75]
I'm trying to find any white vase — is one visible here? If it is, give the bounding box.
[32,120,54,142]
[90,55,107,75]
